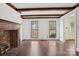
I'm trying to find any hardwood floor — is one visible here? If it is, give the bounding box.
[6,40,75,56]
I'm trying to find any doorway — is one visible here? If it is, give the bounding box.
[8,30,19,48]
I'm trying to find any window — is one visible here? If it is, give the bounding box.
[49,21,56,38]
[31,21,38,38]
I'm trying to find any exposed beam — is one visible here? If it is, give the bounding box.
[6,3,17,10]
[17,7,73,11]
[21,14,64,16]
[21,17,60,19]
[73,3,79,8]
[5,3,20,13]
[61,3,79,17]
[21,15,60,19]
[60,10,72,17]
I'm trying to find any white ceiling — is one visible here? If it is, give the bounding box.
[12,3,77,8]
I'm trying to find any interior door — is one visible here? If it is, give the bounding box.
[9,30,18,48]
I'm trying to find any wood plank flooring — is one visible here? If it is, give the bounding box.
[6,40,75,56]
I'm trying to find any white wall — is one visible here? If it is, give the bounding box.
[60,7,77,42]
[59,7,79,53]
[59,18,64,42]
[54,6,79,53]
[64,15,76,40]
[22,18,60,40]
[0,4,22,24]
[76,7,79,52]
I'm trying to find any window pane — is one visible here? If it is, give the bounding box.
[49,21,56,38]
[49,21,56,30]
[49,30,56,38]
[32,30,38,35]
[31,21,38,29]
[31,21,38,38]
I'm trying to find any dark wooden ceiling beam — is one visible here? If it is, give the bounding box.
[61,3,79,17]
[17,7,73,11]
[21,14,64,16]
[6,3,20,13]
[73,3,79,8]
[6,3,17,10]
[21,15,60,19]
[21,16,60,19]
